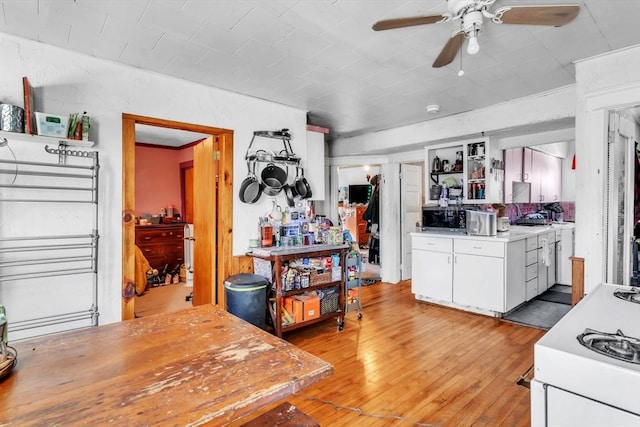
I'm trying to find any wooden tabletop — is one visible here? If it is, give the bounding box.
[0,305,333,426]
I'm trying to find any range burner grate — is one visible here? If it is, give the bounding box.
[614,288,640,304]
[577,329,640,364]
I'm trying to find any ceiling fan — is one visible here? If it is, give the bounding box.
[372,0,580,68]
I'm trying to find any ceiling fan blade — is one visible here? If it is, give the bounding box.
[433,32,465,68]
[498,5,580,26]
[372,15,444,31]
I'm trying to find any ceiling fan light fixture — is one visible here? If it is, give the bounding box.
[467,35,480,54]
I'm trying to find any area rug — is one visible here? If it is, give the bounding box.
[502,299,571,330]
[536,290,572,305]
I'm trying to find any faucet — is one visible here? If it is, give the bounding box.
[514,203,523,219]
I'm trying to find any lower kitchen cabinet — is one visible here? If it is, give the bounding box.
[411,234,525,314]
[453,253,504,312]
[411,236,453,302]
[412,249,453,302]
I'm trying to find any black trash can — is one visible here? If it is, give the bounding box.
[224,274,269,329]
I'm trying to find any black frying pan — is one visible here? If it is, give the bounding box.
[238,160,262,204]
[283,184,295,207]
[294,166,312,199]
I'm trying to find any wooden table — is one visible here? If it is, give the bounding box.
[0,305,333,426]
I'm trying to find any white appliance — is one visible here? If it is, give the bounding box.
[184,224,194,288]
[531,283,640,426]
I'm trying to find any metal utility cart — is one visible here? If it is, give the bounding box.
[344,250,362,319]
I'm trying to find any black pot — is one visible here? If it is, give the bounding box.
[238,160,262,204]
[261,163,288,192]
[294,167,312,199]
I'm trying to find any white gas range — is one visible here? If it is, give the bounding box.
[531,283,640,426]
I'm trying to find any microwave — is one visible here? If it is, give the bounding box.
[466,210,497,236]
[421,206,467,233]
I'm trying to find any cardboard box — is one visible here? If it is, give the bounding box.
[296,294,320,320]
[283,296,303,323]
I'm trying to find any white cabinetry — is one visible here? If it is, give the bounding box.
[525,237,539,301]
[411,236,453,302]
[425,137,503,204]
[453,250,505,312]
[506,147,562,203]
[537,231,556,293]
[412,234,526,314]
[306,129,326,200]
[556,226,575,285]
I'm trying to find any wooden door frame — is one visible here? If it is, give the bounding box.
[122,113,234,320]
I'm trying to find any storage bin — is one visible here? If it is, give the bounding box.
[35,112,69,137]
[320,287,339,315]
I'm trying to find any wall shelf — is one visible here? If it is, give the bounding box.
[0,130,95,148]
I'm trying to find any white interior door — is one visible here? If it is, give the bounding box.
[400,164,423,280]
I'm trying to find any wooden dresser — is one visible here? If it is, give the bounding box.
[135,223,185,270]
[343,205,369,247]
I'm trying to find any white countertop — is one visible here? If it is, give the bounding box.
[411,222,574,243]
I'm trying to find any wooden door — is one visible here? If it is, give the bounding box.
[122,113,234,320]
[192,136,217,306]
[184,166,194,223]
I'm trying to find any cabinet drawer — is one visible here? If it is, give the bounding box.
[526,250,538,266]
[538,232,555,246]
[412,236,452,253]
[526,263,538,281]
[525,278,538,301]
[526,237,538,251]
[455,239,504,258]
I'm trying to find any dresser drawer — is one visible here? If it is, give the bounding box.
[136,227,184,244]
[412,235,453,253]
[455,239,505,258]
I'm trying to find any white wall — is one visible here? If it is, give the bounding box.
[575,44,640,292]
[0,33,307,329]
[338,165,381,187]
[331,85,576,157]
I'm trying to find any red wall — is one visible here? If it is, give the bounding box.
[135,145,193,217]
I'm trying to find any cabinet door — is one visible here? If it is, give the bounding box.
[453,254,504,312]
[505,240,526,312]
[548,242,557,287]
[306,130,325,200]
[504,148,523,203]
[412,249,453,302]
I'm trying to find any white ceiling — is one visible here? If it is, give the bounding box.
[1,0,639,143]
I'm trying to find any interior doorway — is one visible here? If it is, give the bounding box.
[606,107,640,286]
[121,113,234,320]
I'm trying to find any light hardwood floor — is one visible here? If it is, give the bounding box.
[135,283,193,317]
[228,280,544,427]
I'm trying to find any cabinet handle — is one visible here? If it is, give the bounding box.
[472,246,482,250]
[454,255,458,264]
[427,242,435,246]
[448,255,451,264]
[143,236,152,240]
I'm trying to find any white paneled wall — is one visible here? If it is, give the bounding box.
[0,33,307,326]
